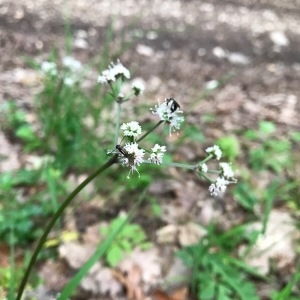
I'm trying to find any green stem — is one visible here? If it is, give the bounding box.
[159,161,196,170]
[199,172,214,183]
[114,101,121,146]
[137,120,163,142]
[16,154,118,300]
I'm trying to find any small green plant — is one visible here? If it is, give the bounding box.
[178,224,263,300]
[243,121,292,173]
[17,60,237,300]
[0,102,41,151]
[217,135,240,162]
[0,166,66,245]
[100,215,151,267]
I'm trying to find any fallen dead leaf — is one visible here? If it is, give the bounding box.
[119,248,162,291]
[59,241,96,269]
[152,287,188,300]
[241,210,299,275]
[178,222,206,247]
[113,264,145,300]
[156,222,206,246]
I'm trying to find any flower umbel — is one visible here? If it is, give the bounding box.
[97,60,130,84]
[219,162,235,179]
[117,142,145,178]
[41,61,57,76]
[131,78,145,96]
[151,98,184,135]
[120,121,142,139]
[205,145,222,160]
[149,144,166,165]
[208,177,230,196]
[198,163,208,173]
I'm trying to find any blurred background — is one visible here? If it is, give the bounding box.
[0,1,300,299]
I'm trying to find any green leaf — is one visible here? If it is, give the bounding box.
[290,132,300,142]
[217,135,240,161]
[107,245,124,267]
[259,121,276,135]
[217,285,231,300]
[199,280,216,300]
[233,182,258,211]
[243,129,259,140]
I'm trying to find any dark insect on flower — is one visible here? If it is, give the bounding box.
[166,98,180,113]
[116,144,128,156]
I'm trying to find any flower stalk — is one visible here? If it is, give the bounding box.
[16,154,118,300]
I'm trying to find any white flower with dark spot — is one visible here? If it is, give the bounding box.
[198,163,208,173]
[208,177,229,196]
[151,98,184,135]
[205,145,222,160]
[120,121,142,139]
[118,143,145,178]
[97,60,130,84]
[149,144,166,165]
[132,78,145,96]
[111,61,130,80]
[219,162,234,179]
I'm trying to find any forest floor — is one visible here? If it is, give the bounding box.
[0,1,300,299]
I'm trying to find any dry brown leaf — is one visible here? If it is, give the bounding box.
[119,248,162,290]
[152,287,188,300]
[59,241,96,269]
[156,222,206,246]
[156,224,178,244]
[178,222,206,247]
[241,210,299,275]
[113,264,145,300]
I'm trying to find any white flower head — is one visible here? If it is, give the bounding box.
[120,121,142,139]
[149,144,166,165]
[131,78,145,96]
[205,145,222,160]
[62,56,82,72]
[41,61,57,76]
[208,177,229,196]
[198,163,208,173]
[151,98,184,135]
[219,162,234,179]
[117,142,145,178]
[112,60,130,80]
[64,77,75,86]
[97,60,130,84]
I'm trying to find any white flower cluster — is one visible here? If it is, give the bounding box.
[208,177,230,197]
[62,56,82,72]
[205,145,222,160]
[151,98,184,135]
[198,163,208,173]
[41,61,57,76]
[131,78,145,96]
[208,162,236,197]
[149,144,166,165]
[219,162,234,179]
[118,142,145,178]
[116,122,166,177]
[40,56,83,86]
[198,145,237,196]
[120,121,142,138]
[97,60,130,84]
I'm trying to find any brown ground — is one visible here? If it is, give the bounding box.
[1,0,300,299]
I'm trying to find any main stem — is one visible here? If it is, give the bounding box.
[16,154,118,300]
[17,120,164,299]
[137,120,163,142]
